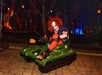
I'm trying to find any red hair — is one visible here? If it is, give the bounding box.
[47,16,63,32]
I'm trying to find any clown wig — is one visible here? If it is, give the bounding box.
[47,16,63,32]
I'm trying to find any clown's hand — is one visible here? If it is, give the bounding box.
[59,31,68,39]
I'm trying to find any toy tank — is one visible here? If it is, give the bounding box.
[20,32,76,72]
[20,41,76,73]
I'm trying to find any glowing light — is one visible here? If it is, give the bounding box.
[97,9,101,14]
[75,28,83,35]
[29,38,36,44]
[4,22,13,30]
[21,4,25,8]
[50,10,53,13]
[75,22,83,35]
[8,8,10,10]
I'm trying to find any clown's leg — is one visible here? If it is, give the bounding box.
[37,40,58,60]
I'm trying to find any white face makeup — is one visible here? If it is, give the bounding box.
[51,21,56,29]
[51,21,59,30]
[51,21,59,32]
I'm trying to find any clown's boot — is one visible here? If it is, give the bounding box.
[37,49,50,60]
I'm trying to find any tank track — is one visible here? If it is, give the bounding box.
[38,53,76,73]
[23,56,34,62]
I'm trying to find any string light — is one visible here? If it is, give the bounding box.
[97,9,101,14]
[21,4,25,8]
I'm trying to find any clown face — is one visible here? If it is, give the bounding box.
[51,21,59,33]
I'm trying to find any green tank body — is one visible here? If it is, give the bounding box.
[20,41,76,73]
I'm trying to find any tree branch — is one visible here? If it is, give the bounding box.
[28,0,42,17]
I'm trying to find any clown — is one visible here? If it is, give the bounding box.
[37,16,69,60]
